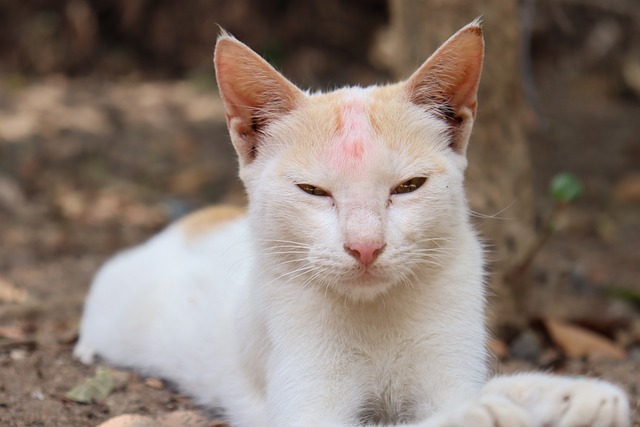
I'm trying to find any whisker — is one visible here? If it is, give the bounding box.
[468,201,516,221]
[259,250,309,257]
[257,238,310,247]
[261,258,309,275]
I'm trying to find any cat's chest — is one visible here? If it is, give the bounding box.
[356,384,420,425]
[347,335,434,424]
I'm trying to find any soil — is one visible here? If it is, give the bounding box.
[2,8,640,427]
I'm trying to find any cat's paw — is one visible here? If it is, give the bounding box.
[73,340,97,364]
[534,378,630,427]
[483,374,631,427]
[423,394,533,427]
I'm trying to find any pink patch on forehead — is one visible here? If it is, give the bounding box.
[327,94,373,172]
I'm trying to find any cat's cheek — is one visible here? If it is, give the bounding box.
[306,205,341,246]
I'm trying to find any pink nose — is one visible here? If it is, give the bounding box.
[345,242,385,267]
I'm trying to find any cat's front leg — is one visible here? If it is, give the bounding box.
[418,373,630,427]
[481,373,631,427]
[418,393,533,427]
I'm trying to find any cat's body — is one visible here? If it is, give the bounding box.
[75,23,631,427]
[76,203,485,425]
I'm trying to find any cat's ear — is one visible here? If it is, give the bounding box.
[214,33,304,166]
[405,21,484,155]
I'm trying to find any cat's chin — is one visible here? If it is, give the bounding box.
[333,269,400,301]
[353,269,384,284]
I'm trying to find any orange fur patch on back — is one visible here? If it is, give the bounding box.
[180,205,246,240]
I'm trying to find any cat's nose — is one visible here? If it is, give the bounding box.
[345,242,385,267]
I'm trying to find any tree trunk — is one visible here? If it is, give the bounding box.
[381,0,534,331]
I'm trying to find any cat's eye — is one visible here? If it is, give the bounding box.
[392,177,427,195]
[297,184,330,197]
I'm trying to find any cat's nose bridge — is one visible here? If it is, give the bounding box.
[341,205,386,257]
[343,205,384,230]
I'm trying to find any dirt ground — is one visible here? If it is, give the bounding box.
[2,20,640,427]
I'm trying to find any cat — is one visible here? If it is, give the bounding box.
[74,22,631,427]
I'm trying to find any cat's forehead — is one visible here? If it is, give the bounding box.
[326,90,374,172]
[277,84,448,180]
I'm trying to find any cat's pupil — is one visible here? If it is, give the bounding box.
[297,184,330,197]
[393,177,427,194]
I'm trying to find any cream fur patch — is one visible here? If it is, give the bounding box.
[180,205,246,240]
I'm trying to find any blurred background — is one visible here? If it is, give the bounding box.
[0,0,639,425]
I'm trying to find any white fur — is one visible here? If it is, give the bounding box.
[75,116,491,424]
[74,110,630,425]
[75,24,630,427]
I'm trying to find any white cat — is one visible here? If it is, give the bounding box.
[74,23,631,427]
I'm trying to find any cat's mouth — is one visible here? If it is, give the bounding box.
[329,266,400,301]
[350,266,389,286]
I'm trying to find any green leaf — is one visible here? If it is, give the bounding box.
[550,173,584,203]
[605,287,640,306]
[65,367,115,403]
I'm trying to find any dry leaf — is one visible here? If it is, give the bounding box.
[0,325,26,340]
[543,318,627,361]
[157,410,214,427]
[97,411,222,427]
[0,277,28,303]
[613,173,640,204]
[96,414,158,427]
[144,377,164,390]
[65,367,115,403]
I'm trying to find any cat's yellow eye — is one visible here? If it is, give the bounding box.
[392,177,427,195]
[297,184,330,197]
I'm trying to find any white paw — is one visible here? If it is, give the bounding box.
[483,374,631,427]
[73,340,97,364]
[535,379,630,427]
[425,394,533,427]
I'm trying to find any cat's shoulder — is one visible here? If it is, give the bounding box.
[176,204,247,241]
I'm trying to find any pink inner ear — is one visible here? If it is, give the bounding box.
[327,96,372,171]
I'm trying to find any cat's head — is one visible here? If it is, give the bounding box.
[214,23,484,301]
